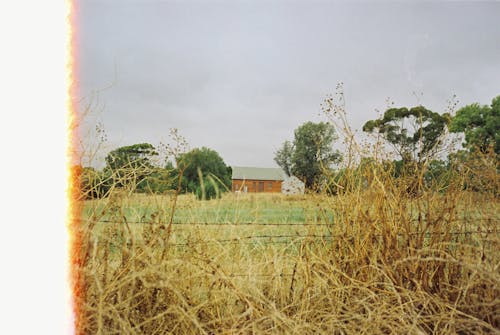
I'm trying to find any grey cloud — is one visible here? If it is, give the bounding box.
[78,0,500,168]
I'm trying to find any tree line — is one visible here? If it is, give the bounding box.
[76,94,499,199]
[77,145,232,200]
[274,94,498,193]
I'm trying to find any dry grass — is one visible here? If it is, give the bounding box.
[72,159,499,334]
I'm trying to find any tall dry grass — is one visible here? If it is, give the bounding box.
[72,152,499,334]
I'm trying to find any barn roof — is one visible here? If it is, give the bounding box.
[232,166,285,181]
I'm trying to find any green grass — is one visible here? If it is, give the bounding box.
[81,193,337,260]
[83,193,336,223]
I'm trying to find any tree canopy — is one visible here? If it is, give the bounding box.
[105,143,158,170]
[450,95,500,156]
[104,143,159,189]
[275,121,341,190]
[363,106,450,163]
[178,147,232,198]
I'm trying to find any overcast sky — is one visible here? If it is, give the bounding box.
[76,0,500,168]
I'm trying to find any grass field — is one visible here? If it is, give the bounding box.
[82,193,335,261]
[73,175,500,335]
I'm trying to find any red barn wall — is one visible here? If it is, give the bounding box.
[232,179,282,193]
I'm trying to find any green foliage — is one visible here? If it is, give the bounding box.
[136,167,175,194]
[292,122,341,190]
[448,150,499,195]
[104,143,159,190]
[105,143,158,170]
[177,147,232,197]
[78,155,176,199]
[195,176,220,200]
[423,159,455,191]
[327,167,363,195]
[450,95,500,156]
[79,166,112,199]
[326,157,457,197]
[275,122,341,190]
[363,106,450,163]
[274,140,293,177]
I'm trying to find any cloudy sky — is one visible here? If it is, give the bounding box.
[76,0,500,168]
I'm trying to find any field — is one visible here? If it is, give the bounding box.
[72,171,500,335]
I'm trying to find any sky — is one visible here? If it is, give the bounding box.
[76,0,500,168]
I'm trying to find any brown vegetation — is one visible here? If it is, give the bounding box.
[72,153,499,334]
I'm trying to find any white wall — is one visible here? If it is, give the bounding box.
[281,176,305,195]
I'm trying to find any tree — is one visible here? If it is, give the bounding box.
[105,143,158,170]
[104,143,158,189]
[363,106,450,164]
[450,95,500,156]
[275,122,341,190]
[177,147,232,198]
[136,166,176,194]
[274,140,294,177]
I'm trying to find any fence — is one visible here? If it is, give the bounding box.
[81,217,499,246]
[78,216,499,280]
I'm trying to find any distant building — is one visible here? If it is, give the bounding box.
[231,166,305,194]
[232,166,284,193]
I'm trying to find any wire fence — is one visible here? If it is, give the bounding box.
[86,218,499,248]
[99,231,499,246]
[83,218,334,226]
[81,217,499,226]
[82,217,499,279]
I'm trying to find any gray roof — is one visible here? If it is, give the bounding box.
[232,166,285,181]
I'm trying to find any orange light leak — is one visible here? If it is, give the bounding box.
[67,0,82,334]
[66,0,84,334]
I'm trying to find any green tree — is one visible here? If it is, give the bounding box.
[274,140,294,177]
[105,143,158,170]
[275,122,341,190]
[450,95,500,156]
[177,147,232,198]
[195,176,220,200]
[136,167,175,194]
[104,143,158,189]
[423,159,455,191]
[363,106,450,164]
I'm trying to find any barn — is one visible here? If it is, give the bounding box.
[231,166,284,193]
